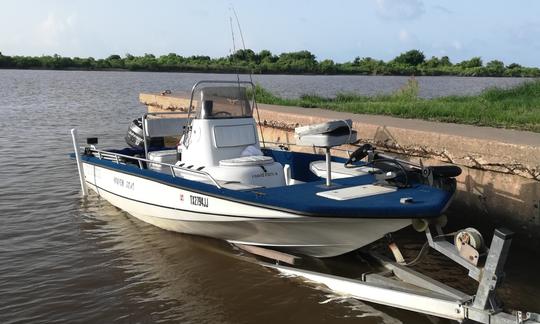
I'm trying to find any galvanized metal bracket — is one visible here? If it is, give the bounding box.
[472,228,513,311]
[426,226,514,313]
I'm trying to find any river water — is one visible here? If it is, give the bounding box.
[0,70,538,324]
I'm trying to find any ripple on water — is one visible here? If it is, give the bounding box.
[0,70,537,324]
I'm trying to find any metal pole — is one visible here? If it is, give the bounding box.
[325,147,332,186]
[70,129,88,196]
[142,114,149,159]
[473,228,513,310]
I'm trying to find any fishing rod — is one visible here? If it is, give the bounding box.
[229,5,266,147]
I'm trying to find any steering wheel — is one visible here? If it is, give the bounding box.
[212,111,233,117]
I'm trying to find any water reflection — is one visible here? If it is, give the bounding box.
[1,69,538,324]
[77,192,459,323]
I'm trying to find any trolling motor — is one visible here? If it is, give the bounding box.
[345,144,411,187]
[345,143,462,188]
[344,143,374,166]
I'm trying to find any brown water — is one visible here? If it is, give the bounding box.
[1,70,538,324]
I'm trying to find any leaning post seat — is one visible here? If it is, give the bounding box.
[219,155,275,167]
[179,83,285,188]
[295,119,357,186]
[206,155,284,188]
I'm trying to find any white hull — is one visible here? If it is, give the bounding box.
[83,162,410,257]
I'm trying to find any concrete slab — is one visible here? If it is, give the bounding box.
[256,103,540,181]
[140,92,540,244]
[256,103,540,147]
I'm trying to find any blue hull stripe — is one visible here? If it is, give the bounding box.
[79,152,452,219]
[90,182,283,220]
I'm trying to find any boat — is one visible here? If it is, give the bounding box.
[70,80,462,258]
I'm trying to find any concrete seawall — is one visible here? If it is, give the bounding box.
[140,92,540,243]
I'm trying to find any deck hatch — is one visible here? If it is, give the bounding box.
[316,184,397,201]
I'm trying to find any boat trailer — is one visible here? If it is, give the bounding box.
[235,225,540,324]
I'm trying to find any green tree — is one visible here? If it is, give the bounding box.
[485,60,505,76]
[258,50,277,63]
[319,59,336,74]
[423,56,441,68]
[459,57,483,68]
[278,50,316,64]
[393,50,425,66]
[352,57,385,74]
[0,49,538,77]
[258,49,271,60]
[440,56,452,66]
[486,60,504,69]
[106,54,124,68]
[229,49,256,62]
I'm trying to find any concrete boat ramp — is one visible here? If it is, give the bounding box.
[134,90,540,323]
[140,91,540,244]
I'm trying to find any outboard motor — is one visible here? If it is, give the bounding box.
[125,118,145,148]
[125,118,164,148]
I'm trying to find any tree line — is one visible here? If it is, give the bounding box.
[0,49,538,77]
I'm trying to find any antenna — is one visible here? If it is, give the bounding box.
[231,7,247,56]
[229,16,241,85]
[229,5,266,147]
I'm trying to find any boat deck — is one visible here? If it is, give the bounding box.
[78,147,454,219]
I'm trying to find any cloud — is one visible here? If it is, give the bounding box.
[398,30,410,42]
[452,40,462,50]
[375,0,425,20]
[432,5,453,14]
[398,29,418,45]
[35,12,78,49]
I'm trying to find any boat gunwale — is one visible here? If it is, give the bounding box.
[77,152,451,220]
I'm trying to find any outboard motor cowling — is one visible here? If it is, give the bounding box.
[125,118,164,149]
[125,118,145,148]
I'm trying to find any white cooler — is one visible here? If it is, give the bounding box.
[147,150,178,174]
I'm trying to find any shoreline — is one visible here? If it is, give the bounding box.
[0,66,538,78]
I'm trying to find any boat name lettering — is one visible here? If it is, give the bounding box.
[190,195,208,208]
[113,177,134,190]
[252,172,278,179]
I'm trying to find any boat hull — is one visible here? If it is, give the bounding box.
[83,162,411,258]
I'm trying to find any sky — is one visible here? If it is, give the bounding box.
[1,0,540,66]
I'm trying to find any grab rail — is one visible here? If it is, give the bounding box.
[87,148,223,189]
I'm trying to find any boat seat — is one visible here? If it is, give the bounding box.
[295,119,357,147]
[219,155,275,167]
[295,119,353,137]
[295,119,357,187]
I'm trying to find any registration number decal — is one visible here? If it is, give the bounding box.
[190,195,208,207]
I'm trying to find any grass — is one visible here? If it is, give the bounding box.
[254,78,540,133]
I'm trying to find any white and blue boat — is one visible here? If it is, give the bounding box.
[70,80,461,258]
